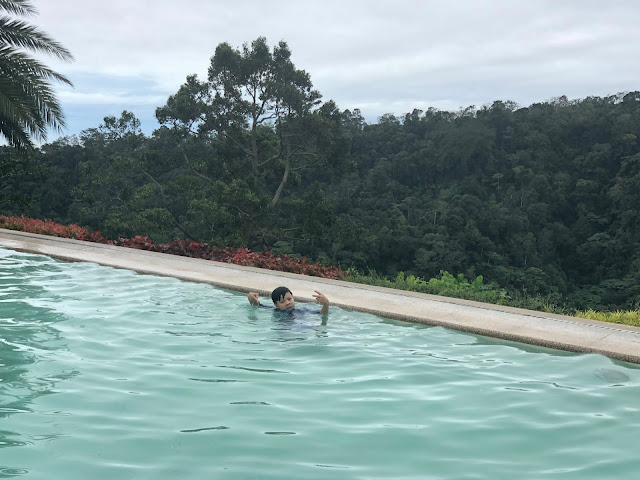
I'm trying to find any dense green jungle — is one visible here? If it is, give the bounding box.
[1,38,639,312]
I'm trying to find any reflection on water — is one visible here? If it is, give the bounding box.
[0,250,77,475]
[593,367,631,384]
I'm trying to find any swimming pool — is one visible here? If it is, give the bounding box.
[1,247,639,479]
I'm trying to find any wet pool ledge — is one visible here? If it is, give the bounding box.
[2,228,639,364]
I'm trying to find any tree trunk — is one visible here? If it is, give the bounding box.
[268,153,291,209]
[251,117,259,174]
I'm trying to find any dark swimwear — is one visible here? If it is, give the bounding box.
[258,305,321,315]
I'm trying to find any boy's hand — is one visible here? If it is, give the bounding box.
[313,290,330,314]
[248,292,260,306]
[313,290,329,305]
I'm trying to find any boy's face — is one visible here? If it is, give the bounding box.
[274,291,295,311]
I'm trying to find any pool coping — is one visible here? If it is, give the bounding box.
[2,228,640,365]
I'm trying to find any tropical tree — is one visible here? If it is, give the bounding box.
[152,37,351,245]
[0,0,73,150]
[156,37,350,209]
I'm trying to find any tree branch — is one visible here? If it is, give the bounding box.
[268,151,292,209]
[181,147,212,184]
[221,131,253,158]
[142,169,202,242]
[258,120,287,167]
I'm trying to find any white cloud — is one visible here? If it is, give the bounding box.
[27,0,640,136]
[58,89,165,106]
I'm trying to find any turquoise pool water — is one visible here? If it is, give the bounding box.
[1,247,639,479]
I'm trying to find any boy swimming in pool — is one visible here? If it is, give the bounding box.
[247,286,330,315]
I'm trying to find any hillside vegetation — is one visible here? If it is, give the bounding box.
[1,38,639,313]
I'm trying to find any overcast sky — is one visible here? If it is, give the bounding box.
[32,0,640,140]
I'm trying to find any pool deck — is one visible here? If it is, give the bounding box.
[2,228,640,364]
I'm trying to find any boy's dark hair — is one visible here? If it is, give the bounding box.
[271,286,291,304]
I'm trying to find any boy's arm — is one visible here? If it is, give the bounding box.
[248,292,260,306]
[313,290,330,315]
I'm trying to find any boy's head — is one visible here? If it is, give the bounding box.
[271,286,295,311]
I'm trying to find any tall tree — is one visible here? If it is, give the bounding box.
[0,0,73,150]
[154,37,350,245]
[156,37,350,210]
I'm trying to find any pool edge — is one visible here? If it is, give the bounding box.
[2,228,639,365]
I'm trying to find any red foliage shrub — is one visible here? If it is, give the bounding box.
[0,215,111,243]
[0,216,344,279]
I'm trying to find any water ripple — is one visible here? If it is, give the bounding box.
[216,365,289,373]
[180,426,230,433]
[2,247,640,479]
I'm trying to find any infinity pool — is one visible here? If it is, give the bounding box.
[1,247,639,479]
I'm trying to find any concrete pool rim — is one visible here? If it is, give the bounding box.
[2,228,639,365]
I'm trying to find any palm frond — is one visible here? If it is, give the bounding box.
[0,0,36,17]
[0,46,73,85]
[0,17,74,61]
[0,59,67,129]
[0,76,47,142]
[0,0,73,150]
